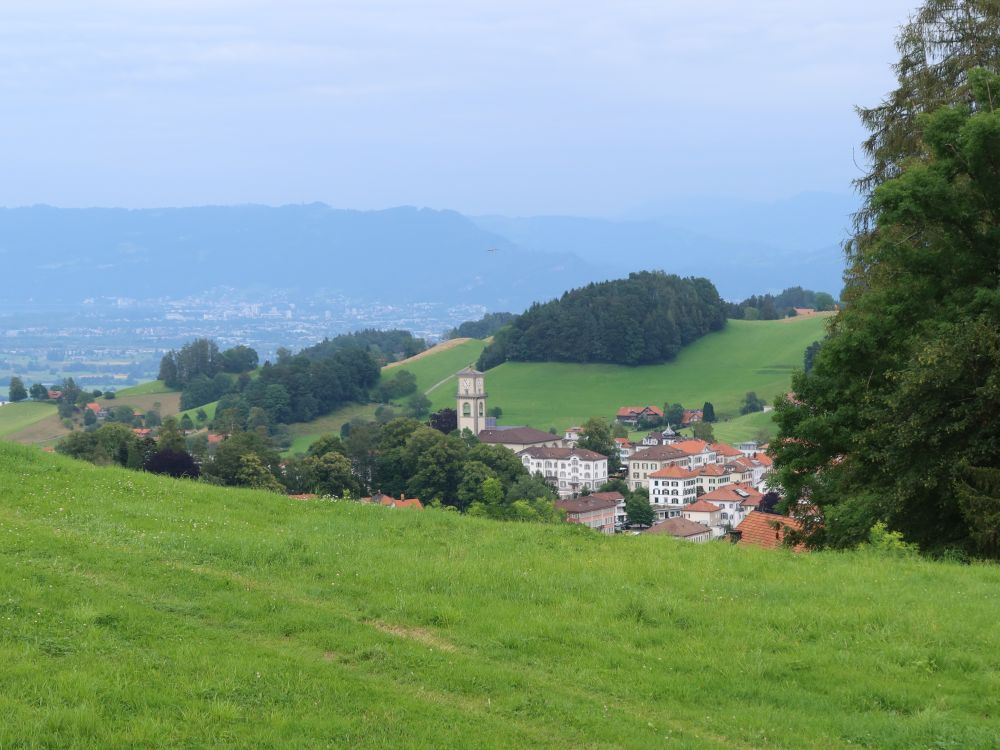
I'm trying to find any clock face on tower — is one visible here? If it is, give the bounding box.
[461,378,472,393]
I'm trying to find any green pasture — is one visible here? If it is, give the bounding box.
[0,401,57,438]
[433,317,829,430]
[1,442,998,749]
[111,380,175,397]
[385,338,487,396]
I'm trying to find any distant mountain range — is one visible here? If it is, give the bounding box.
[0,194,856,309]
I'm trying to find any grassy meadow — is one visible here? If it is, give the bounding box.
[0,401,57,438]
[429,316,830,431]
[1,441,998,749]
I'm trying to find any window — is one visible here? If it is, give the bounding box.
[462,403,471,416]
[478,402,484,416]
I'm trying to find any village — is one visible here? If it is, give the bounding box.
[450,367,802,550]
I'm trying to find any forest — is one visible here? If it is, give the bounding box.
[476,271,726,369]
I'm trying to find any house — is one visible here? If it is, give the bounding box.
[682,499,724,537]
[648,465,699,521]
[362,492,424,510]
[644,517,712,543]
[628,444,690,491]
[734,511,805,551]
[132,428,152,438]
[641,427,678,447]
[586,491,628,529]
[478,426,564,452]
[670,439,717,468]
[47,389,63,400]
[556,493,620,534]
[563,426,583,444]
[692,461,753,494]
[680,409,703,426]
[699,483,763,531]
[732,452,774,490]
[207,433,225,445]
[615,405,664,427]
[518,446,608,497]
[615,437,636,463]
[85,402,102,416]
[709,442,744,462]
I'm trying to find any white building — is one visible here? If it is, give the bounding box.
[682,500,726,538]
[628,445,690,491]
[648,465,699,521]
[518,446,608,498]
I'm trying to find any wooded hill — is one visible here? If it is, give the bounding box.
[477,272,726,369]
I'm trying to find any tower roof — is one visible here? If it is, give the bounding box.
[456,367,483,376]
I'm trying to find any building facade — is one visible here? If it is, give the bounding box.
[456,367,487,436]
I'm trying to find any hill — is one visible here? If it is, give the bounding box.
[1,442,998,748]
[429,316,830,431]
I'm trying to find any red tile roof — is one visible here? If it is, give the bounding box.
[616,405,664,418]
[672,439,711,455]
[85,402,102,414]
[645,517,711,538]
[363,493,424,510]
[587,491,625,503]
[649,465,698,479]
[735,511,806,551]
[207,433,225,444]
[710,442,743,457]
[684,500,722,513]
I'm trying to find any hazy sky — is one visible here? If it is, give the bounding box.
[1,1,917,215]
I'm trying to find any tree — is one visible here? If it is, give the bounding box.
[665,403,684,427]
[404,393,431,418]
[625,488,654,527]
[143,409,161,428]
[428,408,458,434]
[195,408,208,423]
[456,461,498,511]
[853,1,1000,211]
[157,417,187,453]
[29,383,48,400]
[773,69,1000,556]
[307,434,347,459]
[221,345,259,374]
[691,422,715,442]
[740,392,764,415]
[145,449,199,478]
[235,453,286,493]
[576,417,620,472]
[488,406,503,418]
[701,402,716,423]
[803,341,823,374]
[306,451,357,497]
[203,432,281,487]
[8,377,26,402]
[179,413,194,431]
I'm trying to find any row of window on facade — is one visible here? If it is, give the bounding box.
[461,402,484,416]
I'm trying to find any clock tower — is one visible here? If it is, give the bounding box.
[456,367,487,436]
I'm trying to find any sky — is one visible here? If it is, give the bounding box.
[0,1,918,216]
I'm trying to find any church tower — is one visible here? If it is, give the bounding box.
[456,367,487,436]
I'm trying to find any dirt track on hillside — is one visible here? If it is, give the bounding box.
[383,338,473,369]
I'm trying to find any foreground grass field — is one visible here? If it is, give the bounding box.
[431,316,830,430]
[2,442,998,749]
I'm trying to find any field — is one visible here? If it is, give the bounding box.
[427,316,830,431]
[112,380,175,397]
[0,402,57,438]
[1,442,999,749]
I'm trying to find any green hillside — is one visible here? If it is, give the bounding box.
[431,316,829,430]
[0,401,57,438]
[1,442,998,748]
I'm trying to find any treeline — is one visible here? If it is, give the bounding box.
[57,415,567,523]
[446,312,515,340]
[298,329,425,365]
[726,286,837,320]
[477,272,726,369]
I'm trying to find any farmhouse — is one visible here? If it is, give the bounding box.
[615,405,663,427]
[518,446,608,497]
